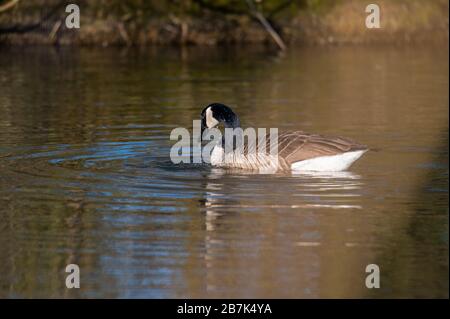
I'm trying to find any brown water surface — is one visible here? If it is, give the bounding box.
[0,45,448,298]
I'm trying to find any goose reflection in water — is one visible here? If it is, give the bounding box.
[203,168,364,212]
[200,168,365,297]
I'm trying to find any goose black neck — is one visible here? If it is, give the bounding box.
[224,116,240,129]
[210,103,240,129]
[205,103,242,150]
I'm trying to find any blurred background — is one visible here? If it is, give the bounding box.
[0,0,448,46]
[0,1,448,298]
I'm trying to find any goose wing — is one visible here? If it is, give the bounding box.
[276,130,368,166]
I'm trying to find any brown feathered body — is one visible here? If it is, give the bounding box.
[211,130,368,172]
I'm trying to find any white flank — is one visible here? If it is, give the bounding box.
[211,144,367,173]
[291,150,367,172]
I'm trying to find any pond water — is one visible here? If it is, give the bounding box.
[0,45,448,298]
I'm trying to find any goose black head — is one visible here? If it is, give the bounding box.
[200,103,240,140]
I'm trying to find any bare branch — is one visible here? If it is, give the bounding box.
[0,0,19,13]
[245,0,287,51]
[0,0,66,34]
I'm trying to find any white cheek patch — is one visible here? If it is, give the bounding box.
[206,107,219,128]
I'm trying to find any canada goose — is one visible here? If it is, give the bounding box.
[200,103,368,172]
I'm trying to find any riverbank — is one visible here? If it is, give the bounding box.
[0,0,448,46]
